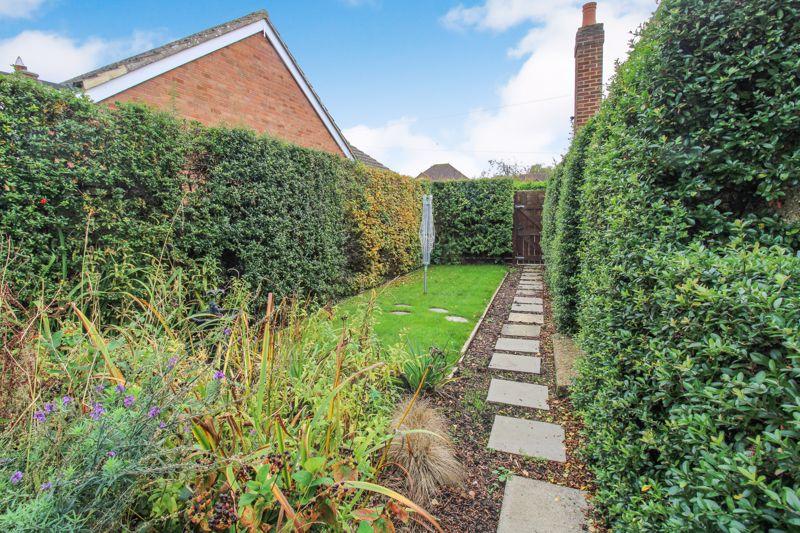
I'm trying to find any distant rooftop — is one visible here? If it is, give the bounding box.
[350,145,389,171]
[417,163,468,181]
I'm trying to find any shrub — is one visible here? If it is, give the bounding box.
[431,178,514,263]
[343,165,423,290]
[0,74,423,309]
[542,0,800,529]
[546,119,595,333]
[0,75,189,302]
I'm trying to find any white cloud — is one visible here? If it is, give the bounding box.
[0,30,163,83]
[345,0,656,176]
[0,0,46,19]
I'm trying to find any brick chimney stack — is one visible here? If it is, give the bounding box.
[574,2,604,131]
[12,57,39,79]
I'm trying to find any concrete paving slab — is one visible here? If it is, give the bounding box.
[487,379,549,409]
[496,337,540,353]
[512,303,544,313]
[516,290,541,297]
[507,313,544,324]
[497,476,587,533]
[514,296,543,304]
[501,323,541,337]
[488,415,564,461]
[490,353,541,374]
[553,334,585,396]
[518,282,544,289]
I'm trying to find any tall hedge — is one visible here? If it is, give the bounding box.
[544,119,595,333]
[343,166,423,289]
[0,74,422,307]
[543,0,800,530]
[431,178,514,263]
[0,75,188,300]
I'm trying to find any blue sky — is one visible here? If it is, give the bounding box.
[0,0,656,175]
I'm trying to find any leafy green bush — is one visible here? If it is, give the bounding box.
[0,74,423,309]
[542,0,800,529]
[343,166,423,290]
[431,178,514,263]
[0,75,189,302]
[545,120,595,333]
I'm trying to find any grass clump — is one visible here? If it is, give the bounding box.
[387,398,464,505]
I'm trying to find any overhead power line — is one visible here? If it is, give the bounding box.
[413,94,570,122]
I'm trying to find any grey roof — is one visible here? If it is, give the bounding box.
[350,145,389,170]
[65,11,270,87]
[417,163,468,181]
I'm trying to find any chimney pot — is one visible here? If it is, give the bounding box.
[11,56,39,79]
[582,2,597,26]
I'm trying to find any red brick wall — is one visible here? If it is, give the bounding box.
[101,33,344,156]
[574,23,604,131]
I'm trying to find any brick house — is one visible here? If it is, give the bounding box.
[60,10,385,168]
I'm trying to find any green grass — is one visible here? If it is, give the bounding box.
[337,264,507,361]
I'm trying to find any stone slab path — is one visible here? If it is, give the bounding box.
[487,378,549,409]
[507,312,544,324]
[481,264,586,532]
[489,352,541,373]
[501,323,541,337]
[497,476,588,533]
[495,337,540,353]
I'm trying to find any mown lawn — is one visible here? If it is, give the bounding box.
[337,264,507,360]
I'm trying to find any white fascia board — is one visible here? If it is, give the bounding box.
[85,19,353,159]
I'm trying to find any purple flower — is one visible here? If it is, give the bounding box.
[223,327,232,336]
[40,481,52,491]
[33,410,46,423]
[158,421,167,429]
[106,450,116,458]
[213,370,225,381]
[114,384,125,393]
[44,402,55,414]
[61,396,72,406]
[167,356,178,369]
[94,384,105,393]
[9,471,22,485]
[123,395,135,408]
[89,402,105,420]
[148,406,161,418]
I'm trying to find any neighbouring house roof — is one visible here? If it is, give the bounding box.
[64,10,353,159]
[350,145,389,171]
[1,70,67,89]
[517,171,549,182]
[417,163,468,181]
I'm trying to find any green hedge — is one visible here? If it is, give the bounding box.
[431,178,514,263]
[543,120,595,333]
[0,75,188,300]
[0,74,422,307]
[543,0,800,529]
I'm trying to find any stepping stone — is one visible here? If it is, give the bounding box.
[519,282,543,289]
[512,303,543,313]
[516,291,540,297]
[487,379,549,409]
[514,296,543,304]
[502,323,541,337]
[554,334,586,395]
[507,313,543,324]
[488,415,564,461]
[389,311,410,315]
[446,315,468,323]
[495,337,540,354]
[490,353,541,374]
[429,307,448,313]
[497,476,587,533]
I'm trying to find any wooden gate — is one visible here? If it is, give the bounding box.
[513,190,544,263]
